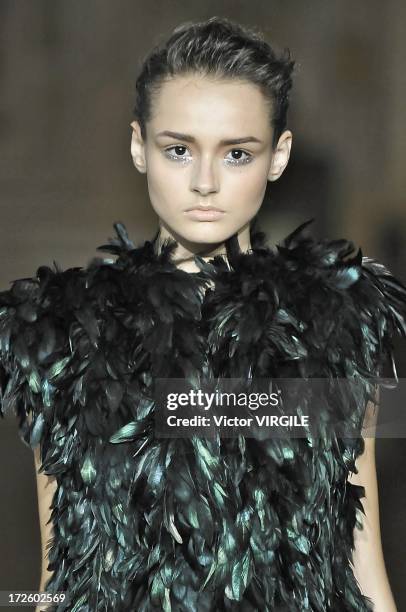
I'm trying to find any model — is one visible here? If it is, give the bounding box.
[1,16,406,612]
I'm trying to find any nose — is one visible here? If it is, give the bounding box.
[190,155,219,196]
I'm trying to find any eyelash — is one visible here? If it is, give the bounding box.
[163,145,254,167]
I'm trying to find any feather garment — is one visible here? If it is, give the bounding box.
[1,217,406,611]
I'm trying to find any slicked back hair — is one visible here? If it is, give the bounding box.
[133,16,295,149]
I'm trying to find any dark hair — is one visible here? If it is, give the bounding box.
[132,16,295,149]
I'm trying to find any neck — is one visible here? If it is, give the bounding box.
[156,222,252,273]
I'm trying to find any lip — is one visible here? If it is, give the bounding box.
[185,206,226,221]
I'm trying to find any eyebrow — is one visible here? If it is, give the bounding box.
[155,130,263,145]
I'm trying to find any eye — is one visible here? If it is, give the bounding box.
[224,149,253,166]
[162,145,254,167]
[163,145,192,164]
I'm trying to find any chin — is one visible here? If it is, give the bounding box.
[176,223,238,246]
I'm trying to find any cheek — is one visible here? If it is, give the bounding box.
[145,155,182,212]
[223,163,269,204]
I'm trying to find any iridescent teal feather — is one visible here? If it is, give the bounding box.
[1,218,405,611]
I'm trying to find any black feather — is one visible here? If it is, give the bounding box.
[1,219,405,611]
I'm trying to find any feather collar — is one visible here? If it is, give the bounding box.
[88,216,405,384]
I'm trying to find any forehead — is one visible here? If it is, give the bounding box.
[149,73,272,136]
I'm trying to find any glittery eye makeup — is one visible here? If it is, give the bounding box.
[163,145,192,165]
[162,145,254,167]
[224,150,253,166]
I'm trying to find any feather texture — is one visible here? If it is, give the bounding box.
[1,217,405,611]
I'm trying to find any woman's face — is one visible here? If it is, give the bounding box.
[131,73,292,252]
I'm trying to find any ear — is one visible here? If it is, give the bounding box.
[130,120,147,174]
[267,130,293,182]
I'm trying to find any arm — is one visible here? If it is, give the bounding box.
[348,392,397,611]
[33,444,57,593]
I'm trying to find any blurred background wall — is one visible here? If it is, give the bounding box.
[0,0,405,608]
